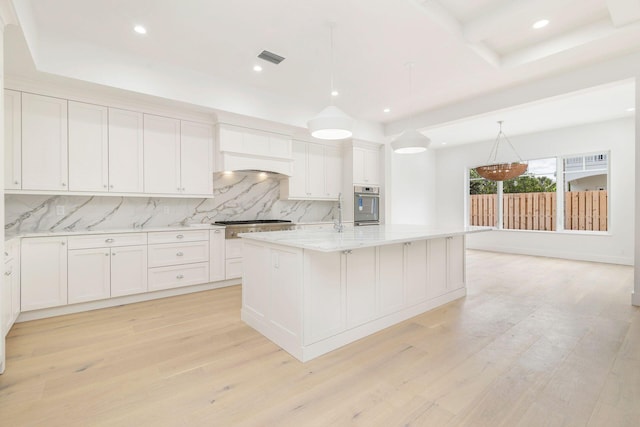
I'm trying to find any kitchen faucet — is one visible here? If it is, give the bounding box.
[334,192,344,233]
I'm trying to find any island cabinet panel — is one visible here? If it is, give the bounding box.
[303,251,343,345]
[268,248,302,338]
[406,240,429,303]
[447,236,465,290]
[427,238,448,299]
[243,243,271,319]
[345,247,377,328]
[378,244,405,315]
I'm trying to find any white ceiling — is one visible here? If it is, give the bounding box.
[4,0,640,134]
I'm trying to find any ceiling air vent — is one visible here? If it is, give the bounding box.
[258,50,285,65]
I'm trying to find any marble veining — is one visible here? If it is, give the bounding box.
[5,172,338,234]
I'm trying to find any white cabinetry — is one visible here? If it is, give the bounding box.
[4,90,21,190]
[144,114,181,194]
[303,251,342,345]
[281,140,342,200]
[180,121,213,195]
[67,233,148,303]
[345,248,377,328]
[225,239,243,280]
[144,115,213,195]
[21,237,68,311]
[3,240,21,336]
[353,146,380,186]
[68,101,109,192]
[378,244,405,315]
[405,240,429,304]
[209,228,225,282]
[21,93,68,191]
[147,231,209,291]
[108,108,144,193]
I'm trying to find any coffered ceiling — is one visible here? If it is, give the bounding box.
[5,0,640,134]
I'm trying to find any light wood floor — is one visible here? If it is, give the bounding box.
[1,250,638,426]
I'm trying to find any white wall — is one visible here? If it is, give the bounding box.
[435,117,635,265]
[388,146,437,225]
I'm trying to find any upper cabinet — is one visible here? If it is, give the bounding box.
[108,108,144,193]
[4,90,21,190]
[281,140,343,200]
[353,146,380,186]
[68,101,109,192]
[144,115,214,195]
[180,121,214,195]
[144,114,182,194]
[216,124,293,176]
[21,93,68,191]
[4,89,214,197]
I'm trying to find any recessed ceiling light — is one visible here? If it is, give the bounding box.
[253,65,263,72]
[441,142,447,145]
[532,19,549,29]
[133,25,147,35]
[627,107,635,112]
[331,90,339,97]
[383,108,390,113]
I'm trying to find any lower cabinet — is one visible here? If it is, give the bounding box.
[209,228,225,282]
[147,232,210,291]
[3,240,21,336]
[345,248,376,328]
[148,262,209,291]
[67,244,148,303]
[21,237,68,311]
[225,239,243,279]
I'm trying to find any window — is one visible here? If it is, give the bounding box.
[468,152,609,233]
[502,158,556,231]
[562,152,608,231]
[469,169,497,226]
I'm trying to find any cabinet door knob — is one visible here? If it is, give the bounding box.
[61,242,66,246]
[214,230,220,234]
[103,185,107,188]
[343,249,352,255]
[61,183,67,187]
[176,234,184,239]
[5,270,12,276]
[404,242,412,246]
[176,274,184,279]
[4,252,8,257]
[14,181,18,185]
[112,252,116,256]
[110,185,114,189]
[105,238,115,243]
[105,253,109,256]
[176,251,184,257]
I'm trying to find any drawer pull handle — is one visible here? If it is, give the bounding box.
[5,270,12,276]
[176,252,184,257]
[343,249,352,255]
[176,234,184,239]
[105,238,115,243]
[176,274,184,279]
[214,230,220,234]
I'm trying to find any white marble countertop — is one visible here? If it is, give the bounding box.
[5,224,224,241]
[239,224,493,252]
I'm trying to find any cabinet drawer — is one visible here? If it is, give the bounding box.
[148,241,209,267]
[226,239,243,259]
[68,233,147,249]
[225,258,242,279]
[148,262,209,291]
[147,230,209,244]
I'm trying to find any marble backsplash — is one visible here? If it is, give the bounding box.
[5,172,339,234]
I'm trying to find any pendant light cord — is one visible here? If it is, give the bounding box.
[486,121,524,164]
[330,23,335,104]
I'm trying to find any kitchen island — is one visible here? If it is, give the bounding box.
[239,225,490,362]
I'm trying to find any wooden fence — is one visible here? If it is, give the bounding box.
[469,190,607,231]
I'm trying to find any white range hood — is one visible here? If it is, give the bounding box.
[215,124,293,176]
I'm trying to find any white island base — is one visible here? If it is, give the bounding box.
[240,226,485,362]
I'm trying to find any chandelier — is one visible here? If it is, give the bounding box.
[475,121,527,181]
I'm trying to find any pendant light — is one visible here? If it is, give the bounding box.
[391,62,431,153]
[307,23,353,140]
[475,121,527,181]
